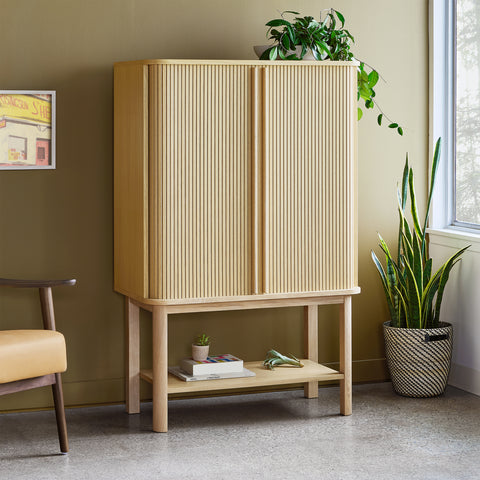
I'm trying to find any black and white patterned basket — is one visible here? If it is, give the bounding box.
[383,321,453,398]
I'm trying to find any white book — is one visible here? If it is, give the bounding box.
[168,366,255,382]
[180,354,243,375]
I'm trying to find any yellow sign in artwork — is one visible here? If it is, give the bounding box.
[0,94,51,124]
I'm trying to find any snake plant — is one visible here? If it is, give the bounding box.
[371,138,470,329]
[263,350,304,370]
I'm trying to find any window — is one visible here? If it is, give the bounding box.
[430,0,480,231]
[455,0,480,226]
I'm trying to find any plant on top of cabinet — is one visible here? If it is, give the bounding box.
[371,138,470,397]
[257,9,403,135]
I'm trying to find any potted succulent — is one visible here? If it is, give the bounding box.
[371,138,469,397]
[191,333,211,362]
[256,9,402,135]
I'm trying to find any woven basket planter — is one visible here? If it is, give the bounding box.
[383,321,453,398]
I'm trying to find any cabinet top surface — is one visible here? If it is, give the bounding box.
[114,58,359,67]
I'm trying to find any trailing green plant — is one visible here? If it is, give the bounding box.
[371,138,469,329]
[260,9,402,135]
[263,349,304,370]
[194,333,211,346]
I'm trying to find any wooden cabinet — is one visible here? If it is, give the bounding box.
[114,59,359,432]
[114,60,357,302]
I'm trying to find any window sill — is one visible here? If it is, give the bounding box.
[427,227,480,253]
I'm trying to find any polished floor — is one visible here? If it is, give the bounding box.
[0,382,479,480]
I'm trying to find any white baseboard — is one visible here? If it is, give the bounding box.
[449,363,480,397]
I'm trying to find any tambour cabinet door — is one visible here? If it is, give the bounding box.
[149,64,253,300]
[262,64,358,294]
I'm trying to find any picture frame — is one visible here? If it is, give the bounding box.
[0,90,56,170]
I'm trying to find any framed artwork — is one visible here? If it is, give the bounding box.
[0,90,56,170]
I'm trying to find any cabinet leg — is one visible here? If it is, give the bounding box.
[304,304,319,398]
[340,296,352,415]
[152,306,168,432]
[126,297,140,414]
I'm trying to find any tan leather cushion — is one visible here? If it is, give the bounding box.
[0,330,67,384]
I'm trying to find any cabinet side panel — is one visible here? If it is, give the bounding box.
[151,64,252,300]
[264,65,357,293]
[114,64,149,298]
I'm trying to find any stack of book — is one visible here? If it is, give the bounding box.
[168,354,255,382]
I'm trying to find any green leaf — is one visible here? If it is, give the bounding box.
[286,25,296,43]
[421,272,441,328]
[421,138,441,259]
[300,43,307,58]
[433,245,470,326]
[377,114,383,126]
[266,19,292,27]
[358,107,363,120]
[400,156,409,210]
[403,260,422,328]
[315,39,332,58]
[402,230,414,268]
[378,233,395,261]
[281,34,291,50]
[408,168,423,239]
[412,231,423,300]
[368,70,379,87]
[259,47,274,60]
[371,250,397,322]
[394,285,410,328]
[423,258,432,288]
[311,47,321,60]
[358,85,372,100]
[334,10,345,27]
[269,46,278,60]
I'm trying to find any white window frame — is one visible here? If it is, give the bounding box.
[430,0,480,234]
[429,0,455,230]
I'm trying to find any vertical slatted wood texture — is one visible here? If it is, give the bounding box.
[263,64,357,294]
[113,64,149,298]
[149,64,253,299]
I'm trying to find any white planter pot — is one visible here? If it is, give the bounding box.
[383,322,453,398]
[253,45,321,61]
[191,344,209,362]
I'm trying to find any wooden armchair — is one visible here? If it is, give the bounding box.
[0,277,76,453]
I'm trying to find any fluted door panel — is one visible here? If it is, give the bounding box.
[263,65,357,293]
[149,64,252,300]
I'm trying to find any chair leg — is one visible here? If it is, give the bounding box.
[52,373,69,453]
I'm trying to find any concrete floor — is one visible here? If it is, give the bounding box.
[0,382,479,480]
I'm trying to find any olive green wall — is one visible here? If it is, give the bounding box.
[0,0,428,411]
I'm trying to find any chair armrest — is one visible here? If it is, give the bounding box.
[0,278,76,288]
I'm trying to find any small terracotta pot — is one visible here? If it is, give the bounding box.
[192,344,209,362]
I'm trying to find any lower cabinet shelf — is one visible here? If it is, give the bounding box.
[140,360,344,395]
[127,293,355,431]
